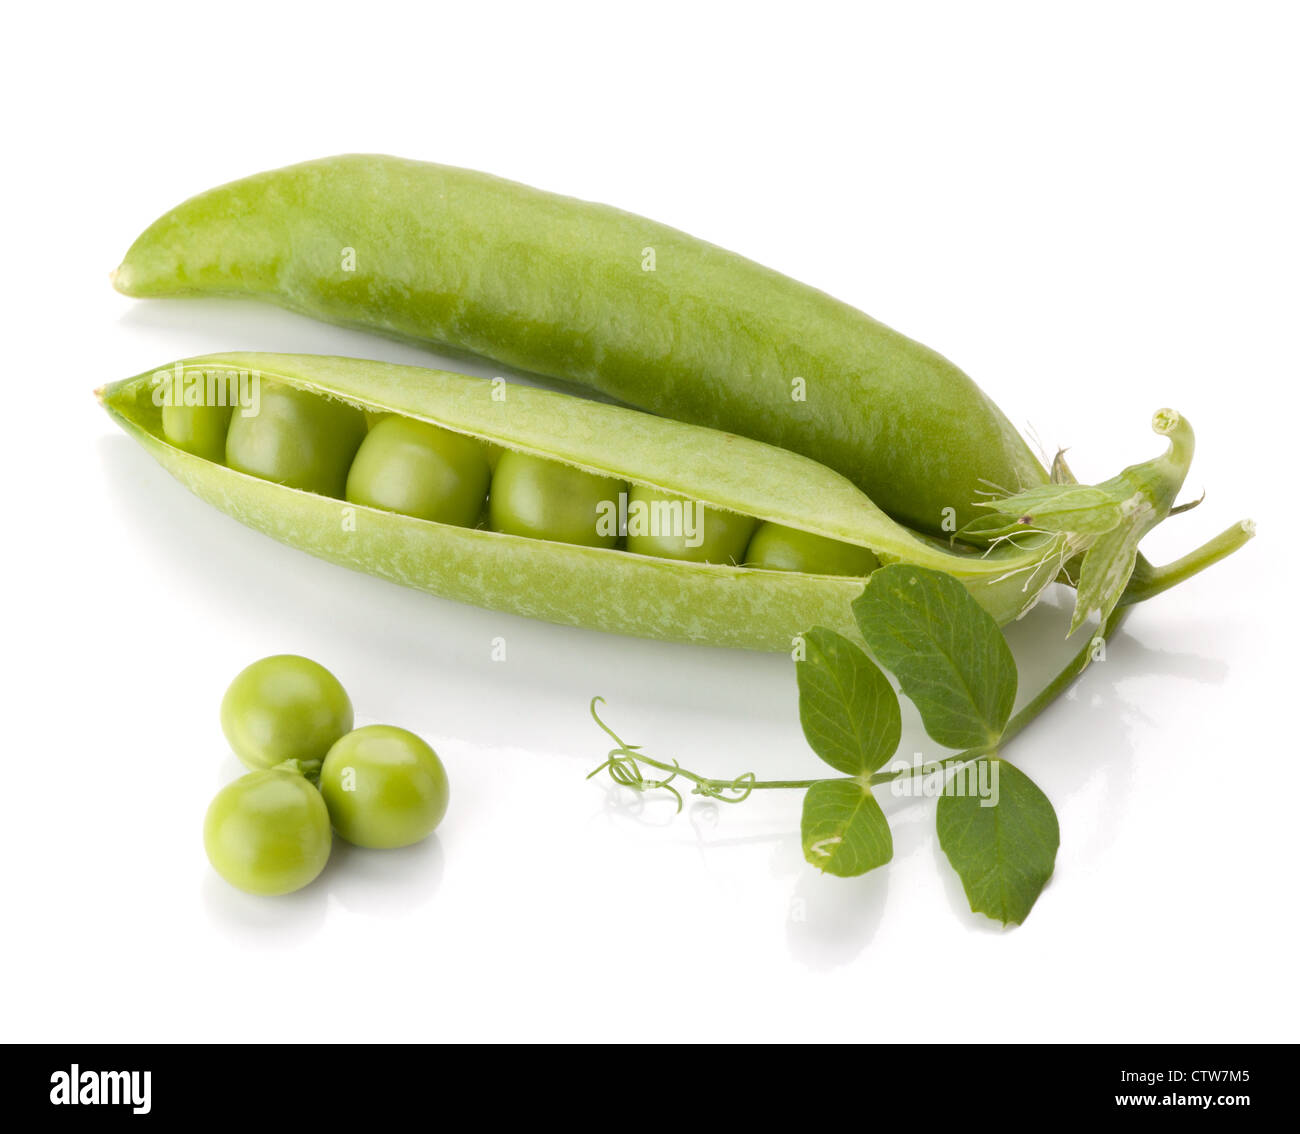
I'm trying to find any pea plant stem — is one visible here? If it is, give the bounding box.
[866,603,1128,785]
[590,602,1131,802]
[1122,520,1254,606]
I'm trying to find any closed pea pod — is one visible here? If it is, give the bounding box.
[99,352,1103,651]
[112,155,1048,537]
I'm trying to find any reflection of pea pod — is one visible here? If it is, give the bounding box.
[112,155,1047,537]
[100,353,1064,651]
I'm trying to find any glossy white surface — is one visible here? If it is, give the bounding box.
[1,1,1294,1042]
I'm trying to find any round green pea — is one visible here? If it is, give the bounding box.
[346,415,490,526]
[626,485,756,564]
[220,655,354,774]
[318,725,450,849]
[745,522,880,576]
[488,450,625,548]
[204,769,332,896]
[162,402,234,462]
[225,381,367,497]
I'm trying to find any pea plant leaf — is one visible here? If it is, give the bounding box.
[936,758,1059,926]
[800,779,893,877]
[796,627,901,776]
[852,565,1017,750]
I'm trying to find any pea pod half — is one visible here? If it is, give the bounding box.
[112,155,1047,537]
[99,353,1072,651]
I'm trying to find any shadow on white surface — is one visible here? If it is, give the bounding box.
[786,867,890,968]
[201,871,329,941]
[320,837,445,916]
[201,837,445,933]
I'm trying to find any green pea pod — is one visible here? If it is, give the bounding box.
[112,155,1047,537]
[99,353,1073,651]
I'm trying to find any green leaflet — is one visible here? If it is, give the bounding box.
[852,564,1017,750]
[935,758,1060,926]
[800,780,893,878]
[796,628,901,776]
[794,627,899,877]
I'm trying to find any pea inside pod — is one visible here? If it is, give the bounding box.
[746,523,881,576]
[489,449,626,549]
[346,414,490,526]
[100,353,1073,650]
[626,486,757,565]
[226,380,367,497]
[163,402,233,463]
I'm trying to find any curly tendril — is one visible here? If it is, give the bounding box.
[586,698,769,810]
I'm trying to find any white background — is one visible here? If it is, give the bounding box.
[2,2,1295,1043]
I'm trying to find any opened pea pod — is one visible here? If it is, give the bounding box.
[101,352,1118,650]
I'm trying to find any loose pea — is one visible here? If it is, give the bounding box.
[318,725,450,849]
[226,381,366,497]
[346,415,490,526]
[162,402,233,462]
[745,522,880,576]
[203,769,332,896]
[220,655,354,774]
[626,485,756,564]
[488,449,625,548]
